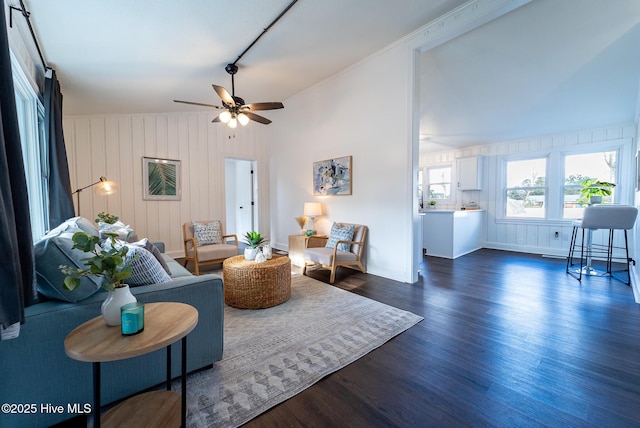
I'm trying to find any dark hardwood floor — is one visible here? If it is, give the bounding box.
[238,249,640,427]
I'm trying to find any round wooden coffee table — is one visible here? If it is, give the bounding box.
[223,254,291,309]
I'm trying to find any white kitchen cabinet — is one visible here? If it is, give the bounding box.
[457,156,482,190]
[422,210,484,259]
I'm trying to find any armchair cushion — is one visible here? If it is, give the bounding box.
[304,247,358,266]
[184,243,238,262]
[326,222,355,252]
[193,220,222,246]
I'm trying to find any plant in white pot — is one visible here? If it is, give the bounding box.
[579,179,616,205]
[242,231,266,260]
[60,232,138,326]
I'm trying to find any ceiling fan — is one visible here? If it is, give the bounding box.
[173,63,284,128]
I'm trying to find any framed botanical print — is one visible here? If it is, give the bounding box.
[142,157,181,201]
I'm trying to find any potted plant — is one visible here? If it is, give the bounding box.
[242,231,266,260]
[95,211,119,225]
[579,179,616,204]
[60,231,137,326]
[428,200,437,209]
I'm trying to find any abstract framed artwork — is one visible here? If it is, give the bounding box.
[142,157,181,200]
[313,155,352,196]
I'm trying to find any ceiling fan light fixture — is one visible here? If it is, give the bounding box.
[219,110,231,123]
[228,117,238,129]
[237,113,250,126]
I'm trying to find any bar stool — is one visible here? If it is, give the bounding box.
[566,205,638,285]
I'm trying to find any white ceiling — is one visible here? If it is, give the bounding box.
[15,0,640,151]
[22,0,466,115]
[420,0,640,150]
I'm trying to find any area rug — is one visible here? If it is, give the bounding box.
[180,275,423,427]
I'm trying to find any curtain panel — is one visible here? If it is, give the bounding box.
[45,69,74,229]
[0,3,37,335]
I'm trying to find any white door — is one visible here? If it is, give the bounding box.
[225,159,257,239]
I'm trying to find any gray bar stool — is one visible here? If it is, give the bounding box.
[566,205,638,285]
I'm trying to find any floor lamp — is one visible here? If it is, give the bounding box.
[72,176,119,216]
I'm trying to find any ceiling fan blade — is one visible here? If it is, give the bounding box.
[245,102,284,111]
[212,85,235,106]
[244,111,272,125]
[174,100,222,109]
[212,114,222,123]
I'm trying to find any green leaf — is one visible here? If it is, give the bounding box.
[63,276,80,291]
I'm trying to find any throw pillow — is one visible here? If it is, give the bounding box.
[98,220,137,242]
[124,245,172,286]
[130,238,172,275]
[325,222,355,252]
[34,224,103,302]
[192,221,222,246]
[103,239,172,286]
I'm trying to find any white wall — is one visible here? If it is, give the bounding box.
[266,43,416,283]
[265,0,529,283]
[421,123,637,257]
[62,113,271,258]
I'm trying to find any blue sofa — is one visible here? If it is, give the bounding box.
[0,227,224,427]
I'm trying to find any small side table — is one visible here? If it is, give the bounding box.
[64,302,198,428]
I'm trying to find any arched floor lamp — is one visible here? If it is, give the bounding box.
[72,176,119,216]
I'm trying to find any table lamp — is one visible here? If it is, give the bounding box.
[303,202,322,235]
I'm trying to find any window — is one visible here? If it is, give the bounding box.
[427,166,451,200]
[563,151,617,219]
[505,157,546,218]
[12,53,48,240]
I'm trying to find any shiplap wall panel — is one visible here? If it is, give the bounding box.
[63,112,269,257]
[422,122,637,257]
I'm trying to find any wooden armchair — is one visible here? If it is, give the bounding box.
[182,220,238,275]
[302,223,367,284]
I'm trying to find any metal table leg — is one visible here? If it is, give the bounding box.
[93,362,101,428]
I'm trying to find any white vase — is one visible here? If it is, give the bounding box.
[101,285,137,326]
[262,243,272,260]
[244,247,259,260]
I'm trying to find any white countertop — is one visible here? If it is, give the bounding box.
[419,209,484,214]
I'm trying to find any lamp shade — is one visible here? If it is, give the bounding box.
[95,178,119,195]
[303,202,322,217]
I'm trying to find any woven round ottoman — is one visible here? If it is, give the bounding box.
[223,254,291,309]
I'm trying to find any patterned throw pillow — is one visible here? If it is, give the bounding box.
[325,223,355,252]
[124,245,172,286]
[192,221,222,247]
[130,238,171,275]
[98,221,138,242]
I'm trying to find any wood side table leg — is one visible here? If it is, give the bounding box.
[93,362,101,428]
[182,336,187,427]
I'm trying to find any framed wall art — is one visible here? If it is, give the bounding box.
[142,157,181,201]
[313,155,352,196]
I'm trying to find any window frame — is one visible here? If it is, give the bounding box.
[425,163,453,203]
[502,155,549,220]
[11,52,48,240]
[561,148,619,219]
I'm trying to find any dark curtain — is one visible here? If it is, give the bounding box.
[45,70,74,229]
[0,3,37,332]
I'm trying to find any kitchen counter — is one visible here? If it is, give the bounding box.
[422,209,484,259]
